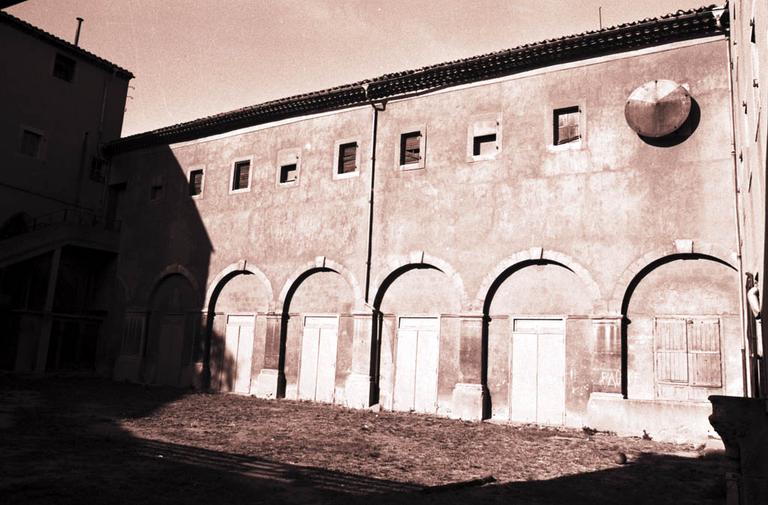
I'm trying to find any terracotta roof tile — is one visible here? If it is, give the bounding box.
[108,4,726,155]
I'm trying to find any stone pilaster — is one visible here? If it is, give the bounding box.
[451,314,486,421]
[252,312,284,398]
[344,311,374,408]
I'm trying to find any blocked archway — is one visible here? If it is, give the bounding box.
[480,252,599,425]
[619,252,740,402]
[277,258,361,404]
[145,272,200,387]
[372,254,464,415]
[204,261,273,394]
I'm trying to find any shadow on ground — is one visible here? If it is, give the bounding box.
[0,374,727,505]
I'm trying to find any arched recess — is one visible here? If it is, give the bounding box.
[145,272,200,388]
[372,253,465,416]
[277,258,360,404]
[203,261,273,394]
[372,251,469,310]
[146,264,202,309]
[475,248,602,312]
[480,251,599,426]
[619,252,740,402]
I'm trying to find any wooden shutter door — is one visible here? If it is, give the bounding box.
[687,319,722,387]
[654,318,688,383]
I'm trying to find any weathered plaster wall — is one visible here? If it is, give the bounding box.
[108,37,740,436]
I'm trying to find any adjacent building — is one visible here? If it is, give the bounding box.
[103,5,739,441]
[0,11,132,373]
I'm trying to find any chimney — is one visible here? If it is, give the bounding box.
[74,17,83,46]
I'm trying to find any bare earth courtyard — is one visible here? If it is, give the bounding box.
[0,375,727,505]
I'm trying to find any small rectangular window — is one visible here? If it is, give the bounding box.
[280,163,297,184]
[472,133,497,157]
[554,106,581,145]
[20,129,43,158]
[53,53,76,82]
[337,142,358,175]
[189,169,204,196]
[232,160,250,191]
[467,115,500,161]
[400,132,422,165]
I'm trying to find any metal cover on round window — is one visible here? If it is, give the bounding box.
[624,80,692,137]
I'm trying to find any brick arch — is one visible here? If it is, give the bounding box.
[204,259,274,312]
[146,263,202,307]
[473,247,602,312]
[371,251,469,310]
[277,256,364,312]
[607,240,738,313]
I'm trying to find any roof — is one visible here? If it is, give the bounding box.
[107,4,727,155]
[0,10,133,79]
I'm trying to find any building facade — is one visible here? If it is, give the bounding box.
[0,11,132,373]
[103,6,741,442]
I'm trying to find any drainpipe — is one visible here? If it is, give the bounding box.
[362,83,385,304]
[725,28,752,397]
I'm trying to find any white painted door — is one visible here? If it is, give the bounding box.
[224,315,255,394]
[510,318,565,425]
[394,317,439,413]
[298,316,338,403]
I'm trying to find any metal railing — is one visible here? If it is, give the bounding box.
[31,208,121,232]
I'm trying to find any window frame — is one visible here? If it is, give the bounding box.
[333,138,361,180]
[548,102,586,152]
[18,126,46,160]
[187,166,205,199]
[466,113,501,162]
[52,53,76,83]
[396,126,427,171]
[229,156,253,194]
[276,148,301,187]
[653,316,723,399]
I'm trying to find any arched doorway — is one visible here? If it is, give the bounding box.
[374,265,462,414]
[483,260,594,426]
[145,274,198,387]
[207,271,271,394]
[281,268,356,404]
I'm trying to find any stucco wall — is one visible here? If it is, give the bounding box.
[108,37,741,436]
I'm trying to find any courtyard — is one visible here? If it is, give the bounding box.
[0,374,727,504]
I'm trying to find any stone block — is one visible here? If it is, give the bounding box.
[251,368,280,399]
[586,392,714,443]
[451,383,485,421]
[344,372,372,409]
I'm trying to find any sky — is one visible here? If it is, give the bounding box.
[7,0,713,137]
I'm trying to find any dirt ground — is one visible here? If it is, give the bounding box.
[0,374,729,505]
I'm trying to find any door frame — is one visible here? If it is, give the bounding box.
[222,313,256,393]
[297,313,340,402]
[393,314,441,413]
[508,314,566,424]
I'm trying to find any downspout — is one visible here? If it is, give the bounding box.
[363,83,385,304]
[725,16,753,397]
[362,85,386,405]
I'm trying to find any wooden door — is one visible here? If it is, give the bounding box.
[223,315,254,394]
[510,318,565,425]
[394,317,439,413]
[157,315,184,386]
[298,316,338,403]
